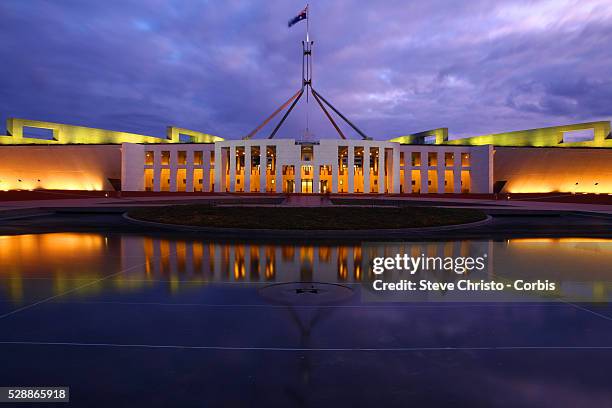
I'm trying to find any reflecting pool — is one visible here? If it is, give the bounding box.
[0,233,611,407]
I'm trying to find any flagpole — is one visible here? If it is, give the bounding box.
[305,4,310,141]
[306,4,309,42]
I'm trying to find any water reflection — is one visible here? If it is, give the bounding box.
[0,233,611,303]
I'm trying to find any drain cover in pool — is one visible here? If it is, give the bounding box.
[258,282,354,305]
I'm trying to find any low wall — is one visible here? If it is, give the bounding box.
[0,145,121,191]
[494,147,612,194]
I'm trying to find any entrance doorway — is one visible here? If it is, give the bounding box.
[285,180,295,193]
[301,179,313,193]
[320,180,328,193]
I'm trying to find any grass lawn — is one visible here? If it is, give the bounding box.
[128,205,487,230]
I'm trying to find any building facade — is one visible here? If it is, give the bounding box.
[1,117,611,195]
[121,140,492,194]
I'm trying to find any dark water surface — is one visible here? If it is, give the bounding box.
[0,233,611,407]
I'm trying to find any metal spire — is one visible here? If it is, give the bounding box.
[243,6,371,141]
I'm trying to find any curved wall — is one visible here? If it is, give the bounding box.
[494,147,612,194]
[0,145,121,191]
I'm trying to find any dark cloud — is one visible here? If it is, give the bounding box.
[0,0,611,140]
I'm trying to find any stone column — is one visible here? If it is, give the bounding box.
[186,150,194,192]
[275,160,282,193]
[421,157,429,194]
[404,159,413,194]
[169,150,177,192]
[202,150,210,192]
[331,164,338,193]
[313,163,320,193]
[260,147,267,193]
[347,145,355,193]
[294,164,301,193]
[214,145,222,192]
[363,148,370,193]
[153,148,161,192]
[453,155,462,193]
[392,147,400,194]
[437,156,445,194]
[229,145,236,192]
[244,145,251,193]
[378,148,385,194]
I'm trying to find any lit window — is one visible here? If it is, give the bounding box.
[178,151,187,165]
[428,152,437,166]
[161,151,170,165]
[145,151,154,165]
[445,153,454,167]
[194,151,203,165]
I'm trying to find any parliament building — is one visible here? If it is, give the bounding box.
[1,117,611,195]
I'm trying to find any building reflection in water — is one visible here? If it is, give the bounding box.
[0,234,611,303]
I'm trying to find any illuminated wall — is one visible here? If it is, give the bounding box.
[121,143,216,192]
[1,116,611,194]
[390,128,449,145]
[390,121,612,148]
[1,118,223,145]
[0,145,121,191]
[494,147,612,194]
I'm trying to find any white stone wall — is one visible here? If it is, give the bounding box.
[0,144,121,191]
[397,144,492,194]
[122,143,215,192]
[121,140,494,194]
[121,143,145,191]
[213,139,402,194]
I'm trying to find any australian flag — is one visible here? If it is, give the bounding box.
[288,6,308,27]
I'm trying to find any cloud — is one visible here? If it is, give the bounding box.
[0,0,611,140]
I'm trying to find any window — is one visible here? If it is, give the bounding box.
[178,151,187,165]
[144,168,154,191]
[145,151,154,165]
[176,169,187,192]
[562,129,594,143]
[160,169,170,191]
[445,152,454,167]
[179,133,193,143]
[461,153,470,167]
[411,152,421,166]
[301,145,313,161]
[23,126,55,140]
[161,151,170,165]
[194,169,204,192]
[194,151,203,165]
[338,146,348,168]
[428,152,437,166]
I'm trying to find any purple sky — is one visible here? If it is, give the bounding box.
[1,0,611,140]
